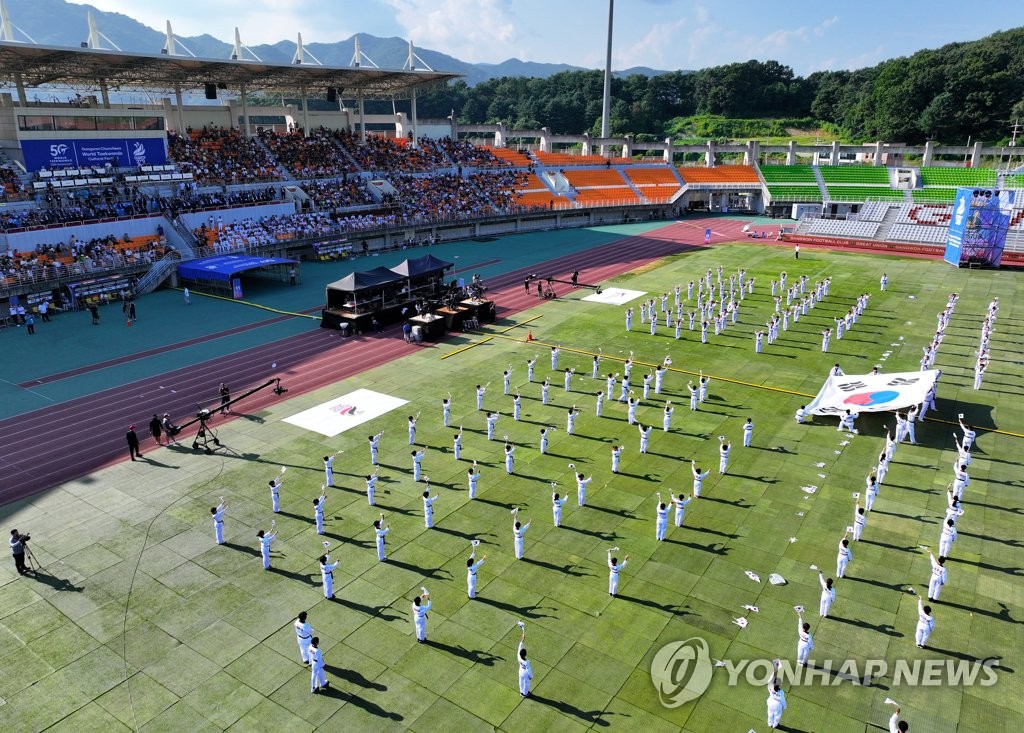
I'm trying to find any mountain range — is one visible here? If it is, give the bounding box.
[4,0,670,85]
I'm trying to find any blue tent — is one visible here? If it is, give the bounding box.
[177,255,298,282]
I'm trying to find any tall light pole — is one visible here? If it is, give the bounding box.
[600,0,614,155]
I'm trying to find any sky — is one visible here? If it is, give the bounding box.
[80,0,1014,74]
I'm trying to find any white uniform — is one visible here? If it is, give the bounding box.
[541,382,550,404]
[836,540,851,577]
[467,558,485,598]
[688,385,698,411]
[504,446,515,474]
[611,446,622,473]
[672,495,691,527]
[412,450,425,482]
[719,444,730,474]
[513,521,530,559]
[852,509,866,541]
[796,619,813,665]
[453,432,462,460]
[692,464,709,497]
[476,387,486,410]
[323,457,334,486]
[413,599,432,641]
[939,523,957,556]
[698,378,709,403]
[663,407,673,432]
[468,471,479,499]
[865,479,879,512]
[369,433,382,465]
[314,498,326,535]
[375,526,389,561]
[550,348,560,370]
[638,425,651,453]
[915,599,934,647]
[552,493,567,527]
[366,475,377,505]
[309,645,326,692]
[539,430,549,454]
[442,400,451,427]
[743,420,753,447]
[818,573,835,617]
[607,553,626,596]
[212,502,226,544]
[766,685,787,729]
[486,413,499,440]
[655,503,669,541]
[294,618,314,664]
[928,554,947,600]
[320,558,339,598]
[259,533,275,569]
[270,480,281,513]
[576,476,592,506]
[518,641,533,696]
[423,495,438,528]
[503,372,511,395]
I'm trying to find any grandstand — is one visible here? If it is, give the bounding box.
[625,167,683,203]
[563,168,640,205]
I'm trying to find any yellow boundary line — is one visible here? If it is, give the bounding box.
[476,334,1023,439]
[441,314,544,360]
[173,287,320,320]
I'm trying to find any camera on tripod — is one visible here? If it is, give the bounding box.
[196,408,212,420]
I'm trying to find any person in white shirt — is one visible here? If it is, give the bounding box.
[485,411,499,441]
[257,526,276,570]
[654,493,670,541]
[573,469,593,507]
[795,405,807,424]
[718,440,731,474]
[365,467,379,506]
[836,535,852,578]
[512,509,531,559]
[452,427,463,460]
[638,423,652,454]
[526,356,537,382]
[294,611,314,664]
[322,454,335,487]
[475,384,487,411]
[422,490,439,528]
[852,500,867,541]
[411,448,426,482]
[796,610,814,666]
[467,464,479,499]
[817,571,835,617]
[958,418,976,450]
[467,551,487,598]
[838,409,858,432]
[927,552,947,601]
[517,626,533,697]
[210,498,227,544]
[671,493,692,527]
[550,345,560,370]
[313,488,327,535]
[915,595,934,648]
[938,519,957,556]
[566,405,581,434]
[309,637,327,693]
[552,486,568,527]
[408,413,419,445]
[766,675,787,729]
[442,394,452,427]
[742,418,753,447]
[504,442,515,475]
[374,516,389,561]
[691,461,710,498]
[412,591,432,642]
[610,444,623,473]
[663,402,674,432]
[888,707,909,732]
[368,430,383,465]
[607,548,628,596]
[268,476,283,513]
[319,553,339,598]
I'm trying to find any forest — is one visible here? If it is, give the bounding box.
[413,27,1024,145]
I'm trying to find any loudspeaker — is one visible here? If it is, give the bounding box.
[326,87,338,103]
[204,84,217,100]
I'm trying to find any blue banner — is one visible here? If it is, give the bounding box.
[945,187,1016,267]
[20,137,167,171]
[944,188,971,266]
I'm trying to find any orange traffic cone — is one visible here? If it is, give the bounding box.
[526,330,533,342]
[126,319,132,327]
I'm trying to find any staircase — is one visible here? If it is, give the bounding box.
[135,251,183,294]
[812,165,828,201]
[873,204,904,241]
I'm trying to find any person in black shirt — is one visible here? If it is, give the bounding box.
[126,425,142,461]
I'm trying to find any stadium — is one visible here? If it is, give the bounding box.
[0,5,1020,732]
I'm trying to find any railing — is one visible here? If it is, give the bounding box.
[0,255,157,298]
[134,250,183,295]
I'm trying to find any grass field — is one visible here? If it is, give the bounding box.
[0,241,1020,732]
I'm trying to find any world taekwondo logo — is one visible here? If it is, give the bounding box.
[330,404,361,416]
[650,637,714,707]
[132,141,147,165]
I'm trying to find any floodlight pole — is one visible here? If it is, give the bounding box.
[600,0,614,156]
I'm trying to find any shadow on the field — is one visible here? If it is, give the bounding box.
[269,566,317,585]
[29,570,82,593]
[273,509,311,522]
[325,664,387,691]
[584,503,636,519]
[524,692,616,727]
[947,556,1024,576]
[844,575,907,591]
[697,496,752,509]
[387,558,453,580]
[372,501,416,516]
[222,541,259,557]
[870,509,929,523]
[665,537,728,555]
[828,615,903,637]
[563,525,618,542]
[687,525,739,540]
[617,592,696,618]
[475,496,515,510]
[928,646,1007,668]
[433,526,494,542]
[331,595,402,622]
[322,531,374,549]
[935,599,1022,624]
[878,483,934,495]
[473,595,558,620]
[317,684,403,720]
[425,638,503,666]
[521,557,594,577]
[859,538,919,552]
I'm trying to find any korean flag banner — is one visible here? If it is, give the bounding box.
[806,369,940,416]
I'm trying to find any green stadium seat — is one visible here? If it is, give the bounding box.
[817,166,890,184]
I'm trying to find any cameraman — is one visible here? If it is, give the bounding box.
[10,529,31,575]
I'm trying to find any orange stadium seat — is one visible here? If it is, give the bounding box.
[677,165,760,184]
[563,169,629,188]
[484,147,532,166]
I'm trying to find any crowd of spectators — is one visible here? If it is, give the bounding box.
[259,128,358,178]
[1,166,25,200]
[302,177,374,210]
[1,233,171,286]
[437,137,511,168]
[389,171,529,221]
[168,128,281,184]
[334,131,448,173]
[156,187,279,218]
[207,211,340,251]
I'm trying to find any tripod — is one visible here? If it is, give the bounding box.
[23,542,41,573]
[192,411,221,454]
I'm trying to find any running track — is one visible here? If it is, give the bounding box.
[0,219,755,503]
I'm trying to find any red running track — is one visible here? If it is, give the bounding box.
[0,220,719,503]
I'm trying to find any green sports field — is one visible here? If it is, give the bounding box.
[0,238,1020,732]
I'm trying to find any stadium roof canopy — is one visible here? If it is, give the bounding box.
[0,41,460,97]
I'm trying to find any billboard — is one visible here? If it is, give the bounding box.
[20,137,167,171]
[944,186,1015,267]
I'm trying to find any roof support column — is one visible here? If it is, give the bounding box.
[409,87,418,148]
[14,73,26,106]
[174,84,185,135]
[358,93,366,143]
[100,80,110,108]
[240,83,250,138]
[301,87,310,138]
